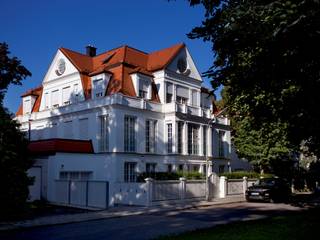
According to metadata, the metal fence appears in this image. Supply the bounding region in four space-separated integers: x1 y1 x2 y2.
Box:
54 180 109 209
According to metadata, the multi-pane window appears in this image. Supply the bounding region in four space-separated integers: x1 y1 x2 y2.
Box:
146 163 156 178
139 79 149 100
59 171 92 180
124 116 136 152
146 120 156 153
62 86 71 105
192 90 198 106
218 130 226 157
203 126 207 156
188 124 199 155
92 79 104 99
44 92 49 109
100 115 109 152
219 165 225 174
23 99 31 114
176 96 188 104
124 162 137 182
166 82 173 103
177 122 183 154
139 90 148 99
167 164 172 173
51 89 59 108
167 123 173 153
176 86 189 104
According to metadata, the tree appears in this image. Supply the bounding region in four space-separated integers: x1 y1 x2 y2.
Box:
188 0 320 174
0 42 33 217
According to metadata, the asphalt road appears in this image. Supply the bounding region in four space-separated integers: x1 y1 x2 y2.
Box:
0 202 304 240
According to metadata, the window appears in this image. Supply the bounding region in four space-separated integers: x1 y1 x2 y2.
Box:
146 120 156 153
139 79 150 99
23 99 31 114
166 82 173 103
146 163 156 178
44 92 49 109
62 86 71 105
176 96 188 104
177 122 183 154
167 164 173 173
100 115 109 152
124 162 137 182
203 164 207 176
167 123 173 153
73 84 79 102
188 124 199 155
51 89 59 108
139 90 147 99
218 130 226 157
176 86 189 104
192 90 198 106
59 171 92 180
79 118 89 139
178 164 184 172
124 116 136 152
63 120 73 139
192 164 200 172
219 165 225 174
92 79 104 99
203 126 207 156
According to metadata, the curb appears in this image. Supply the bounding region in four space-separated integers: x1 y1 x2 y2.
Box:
0 197 245 232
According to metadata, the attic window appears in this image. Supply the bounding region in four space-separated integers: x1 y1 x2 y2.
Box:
139 79 150 100
92 78 104 99
23 99 31 114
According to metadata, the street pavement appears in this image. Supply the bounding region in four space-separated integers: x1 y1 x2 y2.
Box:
0 201 305 240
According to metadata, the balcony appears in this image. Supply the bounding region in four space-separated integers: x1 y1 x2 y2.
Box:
163 102 212 118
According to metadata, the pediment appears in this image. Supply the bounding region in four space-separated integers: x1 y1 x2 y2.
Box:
167 47 202 81
43 49 79 84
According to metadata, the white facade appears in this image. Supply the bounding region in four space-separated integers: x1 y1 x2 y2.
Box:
16 44 248 203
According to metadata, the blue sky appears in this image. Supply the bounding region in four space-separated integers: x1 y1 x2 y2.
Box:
1 0 218 113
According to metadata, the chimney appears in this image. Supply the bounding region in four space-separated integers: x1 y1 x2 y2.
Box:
86 45 97 57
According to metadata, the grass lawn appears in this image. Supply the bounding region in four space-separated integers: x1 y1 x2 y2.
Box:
158 207 320 240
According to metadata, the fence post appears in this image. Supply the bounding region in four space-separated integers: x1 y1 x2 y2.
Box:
145 178 153 207
243 177 248 196
219 176 227 198
179 177 186 200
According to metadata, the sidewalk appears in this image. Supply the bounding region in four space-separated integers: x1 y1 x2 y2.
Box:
0 196 245 231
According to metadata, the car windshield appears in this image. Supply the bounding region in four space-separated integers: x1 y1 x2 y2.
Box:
255 178 276 186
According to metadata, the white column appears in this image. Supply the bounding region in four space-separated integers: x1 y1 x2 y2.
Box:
219 176 227 198
243 177 248 196
145 178 153 207
199 125 203 156
183 122 188 155
208 126 213 157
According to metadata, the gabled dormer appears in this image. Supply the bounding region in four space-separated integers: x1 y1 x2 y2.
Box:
90 73 112 99
131 70 153 100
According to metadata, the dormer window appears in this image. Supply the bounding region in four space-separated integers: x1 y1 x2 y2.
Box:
23 99 31 114
139 78 150 100
92 78 104 99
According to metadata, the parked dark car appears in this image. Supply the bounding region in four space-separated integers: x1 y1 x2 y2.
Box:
245 178 291 202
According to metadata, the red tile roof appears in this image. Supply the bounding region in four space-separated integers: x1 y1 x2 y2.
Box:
28 139 94 155
17 43 185 116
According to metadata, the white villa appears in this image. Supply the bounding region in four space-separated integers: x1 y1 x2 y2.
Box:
15 43 249 207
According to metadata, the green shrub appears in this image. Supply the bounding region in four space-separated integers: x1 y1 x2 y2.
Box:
219 171 274 179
